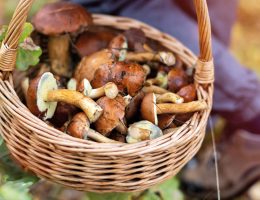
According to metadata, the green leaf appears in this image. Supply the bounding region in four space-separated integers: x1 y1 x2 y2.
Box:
16 38 42 71
19 23 34 43
87 192 132 200
0 179 34 200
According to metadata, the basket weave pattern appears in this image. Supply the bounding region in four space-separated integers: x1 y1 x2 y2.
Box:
0 0 214 192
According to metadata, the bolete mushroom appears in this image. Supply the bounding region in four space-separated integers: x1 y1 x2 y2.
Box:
92 61 146 97
141 93 207 125
27 72 102 122
33 2 93 77
167 68 189 93
126 121 163 144
158 114 176 130
94 96 127 136
75 30 116 57
177 84 197 102
78 79 118 99
74 49 114 82
67 112 118 143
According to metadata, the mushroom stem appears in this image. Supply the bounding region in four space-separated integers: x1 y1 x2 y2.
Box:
155 93 184 104
46 89 103 122
142 85 169 94
126 51 176 66
90 82 118 99
48 35 71 77
156 100 208 114
85 129 120 143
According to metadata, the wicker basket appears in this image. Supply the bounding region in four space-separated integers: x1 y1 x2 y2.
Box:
0 0 214 193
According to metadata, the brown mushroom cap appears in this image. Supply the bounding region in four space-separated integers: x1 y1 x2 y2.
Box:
67 112 90 139
92 62 146 97
74 49 114 82
33 2 93 36
141 93 158 125
76 31 116 57
167 68 188 93
94 96 126 136
177 84 197 102
158 114 176 130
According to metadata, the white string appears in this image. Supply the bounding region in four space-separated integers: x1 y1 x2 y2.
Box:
209 117 221 200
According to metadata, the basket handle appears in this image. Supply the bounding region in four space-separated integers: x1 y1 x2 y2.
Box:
0 0 213 83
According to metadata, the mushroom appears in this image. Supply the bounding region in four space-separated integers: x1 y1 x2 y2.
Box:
158 114 176 130
92 61 146 97
67 112 119 143
67 78 77 91
126 51 176 66
167 68 189 93
145 71 168 88
174 84 197 125
27 72 102 122
108 34 128 61
94 96 127 136
75 30 116 57
125 91 145 120
177 84 197 102
33 2 93 77
141 93 208 125
126 121 163 144
155 92 184 104
78 79 118 99
74 49 114 82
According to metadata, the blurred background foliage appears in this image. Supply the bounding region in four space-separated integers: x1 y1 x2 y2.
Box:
0 0 260 199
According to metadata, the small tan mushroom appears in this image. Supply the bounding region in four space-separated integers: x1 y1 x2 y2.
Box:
27 72 102 122
33 2 93 77
67 112 119 143
126 121 163 144
77 79 118 99
94 96 127 136
141 93 207 125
